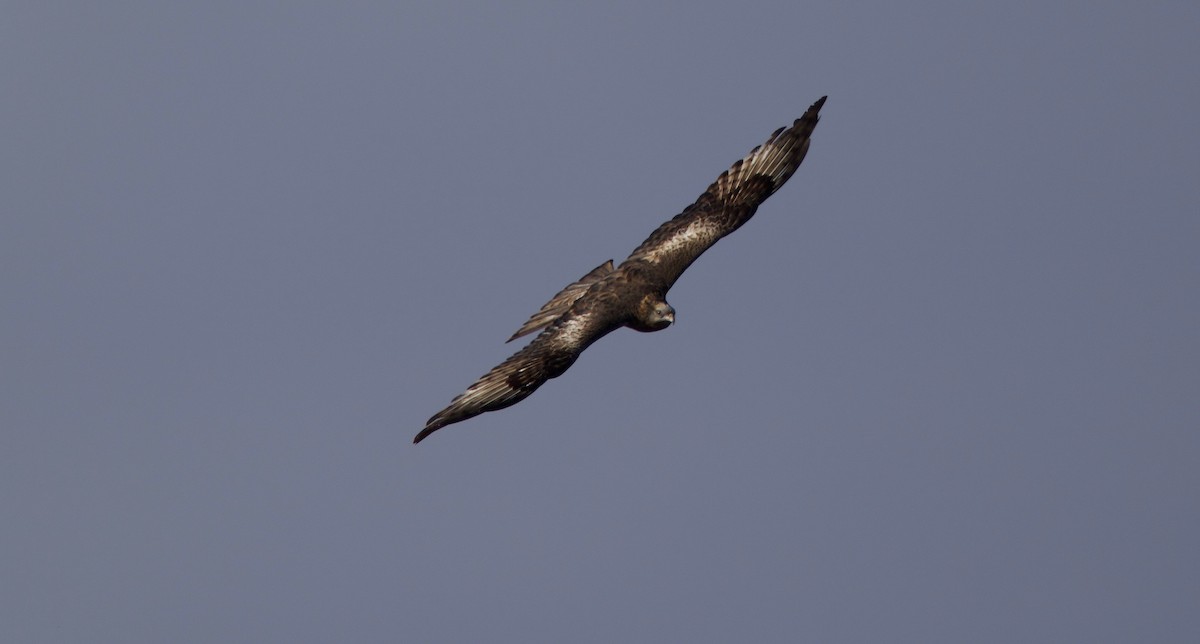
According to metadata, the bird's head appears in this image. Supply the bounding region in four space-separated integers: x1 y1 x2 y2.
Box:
630 295 675 333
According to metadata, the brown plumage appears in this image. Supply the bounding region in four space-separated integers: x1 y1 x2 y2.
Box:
415 96 826 443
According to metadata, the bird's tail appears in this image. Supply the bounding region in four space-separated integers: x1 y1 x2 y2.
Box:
507 259 614 342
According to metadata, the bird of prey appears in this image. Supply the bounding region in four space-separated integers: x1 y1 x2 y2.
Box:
415 96 826 444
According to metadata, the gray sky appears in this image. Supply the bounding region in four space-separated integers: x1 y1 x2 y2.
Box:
4 2 1198 642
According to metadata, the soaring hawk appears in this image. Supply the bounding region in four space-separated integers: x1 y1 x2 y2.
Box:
416 97 826 443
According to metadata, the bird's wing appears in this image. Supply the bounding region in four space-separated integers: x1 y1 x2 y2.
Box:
415 283 628 443
622 96 825 291
507 259 615 342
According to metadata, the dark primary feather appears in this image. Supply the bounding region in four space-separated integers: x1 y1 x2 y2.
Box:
416 96 826 443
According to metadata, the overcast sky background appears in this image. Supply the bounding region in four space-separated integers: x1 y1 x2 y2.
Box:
4 2 1198 642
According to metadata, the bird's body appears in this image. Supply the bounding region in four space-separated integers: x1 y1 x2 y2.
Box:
415 97 826 443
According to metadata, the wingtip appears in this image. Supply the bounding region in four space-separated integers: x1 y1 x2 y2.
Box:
807 96 827 116
413 419 442 444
